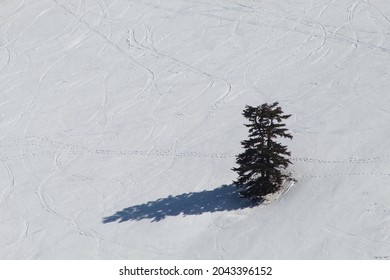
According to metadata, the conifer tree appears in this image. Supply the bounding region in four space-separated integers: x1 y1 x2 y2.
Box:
232 102 293 204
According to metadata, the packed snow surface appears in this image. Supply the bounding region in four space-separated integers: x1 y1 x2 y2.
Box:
1 0 390 259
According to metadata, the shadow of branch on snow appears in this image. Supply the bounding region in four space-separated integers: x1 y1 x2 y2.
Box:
102 184 253 223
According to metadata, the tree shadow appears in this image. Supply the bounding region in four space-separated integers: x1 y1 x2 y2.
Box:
102 184 253 223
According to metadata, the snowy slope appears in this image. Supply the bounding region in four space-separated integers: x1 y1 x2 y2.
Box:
0 0 390 259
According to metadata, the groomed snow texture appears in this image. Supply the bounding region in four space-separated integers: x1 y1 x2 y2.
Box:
0 0 390 259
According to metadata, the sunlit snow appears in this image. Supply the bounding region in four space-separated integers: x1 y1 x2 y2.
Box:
0 0 390 259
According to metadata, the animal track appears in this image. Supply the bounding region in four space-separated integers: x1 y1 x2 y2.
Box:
0 135 238 161
1 136 390 167
301 172 390 179
291 157 385 164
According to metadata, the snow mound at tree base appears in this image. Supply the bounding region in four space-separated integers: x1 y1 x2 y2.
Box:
262 172 296 204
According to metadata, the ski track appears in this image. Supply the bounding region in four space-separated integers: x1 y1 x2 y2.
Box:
51 0 157 100
125 21 232 116
0 161 15 207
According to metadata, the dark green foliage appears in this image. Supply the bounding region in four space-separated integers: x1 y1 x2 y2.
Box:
232 102 293 204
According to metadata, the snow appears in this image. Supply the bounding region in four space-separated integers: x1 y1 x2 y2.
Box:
0 0 390 259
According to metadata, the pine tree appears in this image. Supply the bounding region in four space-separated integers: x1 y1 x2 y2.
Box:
232 102 293 204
